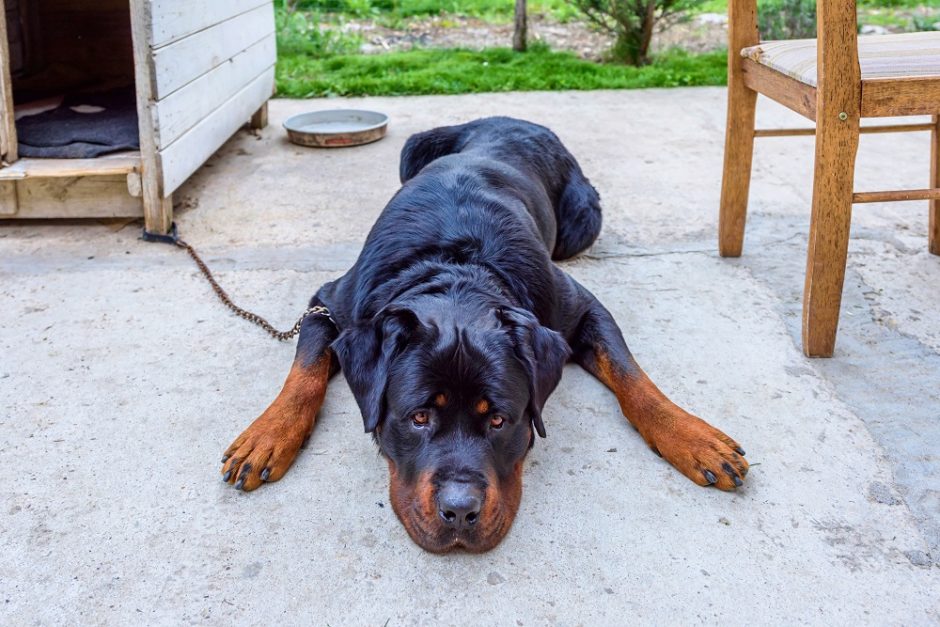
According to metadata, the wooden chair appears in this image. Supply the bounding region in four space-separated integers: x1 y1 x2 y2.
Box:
718 0 940 357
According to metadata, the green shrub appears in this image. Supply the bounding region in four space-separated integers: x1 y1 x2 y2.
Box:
570 0 707 66
912 13 939 32
276 8 362 58
757 0 815 40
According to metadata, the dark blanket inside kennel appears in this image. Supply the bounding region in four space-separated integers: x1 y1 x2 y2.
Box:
6 0 139 158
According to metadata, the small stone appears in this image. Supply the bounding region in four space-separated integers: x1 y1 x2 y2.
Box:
242 561 263 578
696 12 728 25
904 550 931 568
860 24 888 35
867 481 901 506
718 517 731 526
604 587 614 594
606 448 617 453
487 572 506 585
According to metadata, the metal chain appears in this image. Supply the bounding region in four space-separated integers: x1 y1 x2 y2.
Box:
172 237 332 341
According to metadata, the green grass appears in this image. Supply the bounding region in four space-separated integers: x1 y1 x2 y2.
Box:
272 0 940 100
276 46 727 97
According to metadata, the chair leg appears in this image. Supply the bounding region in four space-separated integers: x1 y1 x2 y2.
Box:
802 112 860 357
718 71 758 257
930 114 940 256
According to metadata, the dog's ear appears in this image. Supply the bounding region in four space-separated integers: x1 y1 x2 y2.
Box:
399 125 462 183
497 307 571 438
332 307 423 433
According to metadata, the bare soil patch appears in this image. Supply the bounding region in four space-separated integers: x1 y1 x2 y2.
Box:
347 13 729 61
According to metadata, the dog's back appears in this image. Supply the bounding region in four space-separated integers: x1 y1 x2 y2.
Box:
399 117 602 261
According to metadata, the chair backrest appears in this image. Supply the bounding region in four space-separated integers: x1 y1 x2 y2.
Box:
815 2 861 110
729 1 861 95
729 0 858 41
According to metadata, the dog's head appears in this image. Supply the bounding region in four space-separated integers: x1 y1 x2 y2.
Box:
332 298 569 552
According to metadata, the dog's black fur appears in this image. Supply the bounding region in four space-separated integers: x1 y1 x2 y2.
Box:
222 117 748 553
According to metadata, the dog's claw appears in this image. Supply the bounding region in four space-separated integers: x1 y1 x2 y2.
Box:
221 455 230 463
734 447 746 456
703 469 717 484
234 478 245 490
732 476 743 487
260 468 271 482
222 470 232 482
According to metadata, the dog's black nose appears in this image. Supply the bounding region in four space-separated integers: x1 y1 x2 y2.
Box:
437 481 483 529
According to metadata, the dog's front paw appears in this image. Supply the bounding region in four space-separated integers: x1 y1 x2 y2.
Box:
646 410 748 491
220 407 312 491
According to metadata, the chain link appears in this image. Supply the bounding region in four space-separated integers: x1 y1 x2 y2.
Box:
174 238 333 341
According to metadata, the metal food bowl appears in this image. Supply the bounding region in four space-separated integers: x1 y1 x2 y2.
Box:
283 109 389 148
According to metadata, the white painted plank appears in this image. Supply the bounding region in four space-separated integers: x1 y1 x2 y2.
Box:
158 66 274 194
151 3 274 100
153 34 276 149
149 0 269 49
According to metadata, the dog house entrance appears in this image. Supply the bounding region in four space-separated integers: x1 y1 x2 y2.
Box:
0 0 143 218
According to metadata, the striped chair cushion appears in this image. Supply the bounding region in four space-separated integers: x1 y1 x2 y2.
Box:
741 31 940 86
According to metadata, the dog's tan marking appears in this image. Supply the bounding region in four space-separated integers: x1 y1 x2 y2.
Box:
594 349 747 490
221 353 331 491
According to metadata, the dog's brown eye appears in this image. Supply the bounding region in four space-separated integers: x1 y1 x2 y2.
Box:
412 411 430 426
489 415 505 429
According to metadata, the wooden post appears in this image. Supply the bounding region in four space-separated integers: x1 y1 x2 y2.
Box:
0 0 19 216
717 0 759 257
513 0 527 52
930 114 940 255
250 102 269 129
0 0 19 164
129 0 173 234
802 0 861 357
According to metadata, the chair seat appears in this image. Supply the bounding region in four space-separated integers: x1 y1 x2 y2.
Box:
741 31 940 87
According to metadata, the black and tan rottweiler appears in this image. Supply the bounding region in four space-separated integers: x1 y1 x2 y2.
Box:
220 117 748 553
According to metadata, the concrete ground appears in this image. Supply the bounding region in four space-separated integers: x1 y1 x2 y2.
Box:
1 91 939 625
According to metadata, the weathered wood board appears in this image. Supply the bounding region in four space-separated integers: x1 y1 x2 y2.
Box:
158 66 274 193
152 34 275 148
5 176 142 218
150 3 274 100
148 0 268 48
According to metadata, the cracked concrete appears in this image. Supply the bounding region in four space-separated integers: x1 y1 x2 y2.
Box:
1 91 939 624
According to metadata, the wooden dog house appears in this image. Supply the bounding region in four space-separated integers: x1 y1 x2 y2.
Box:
0 0 276 234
